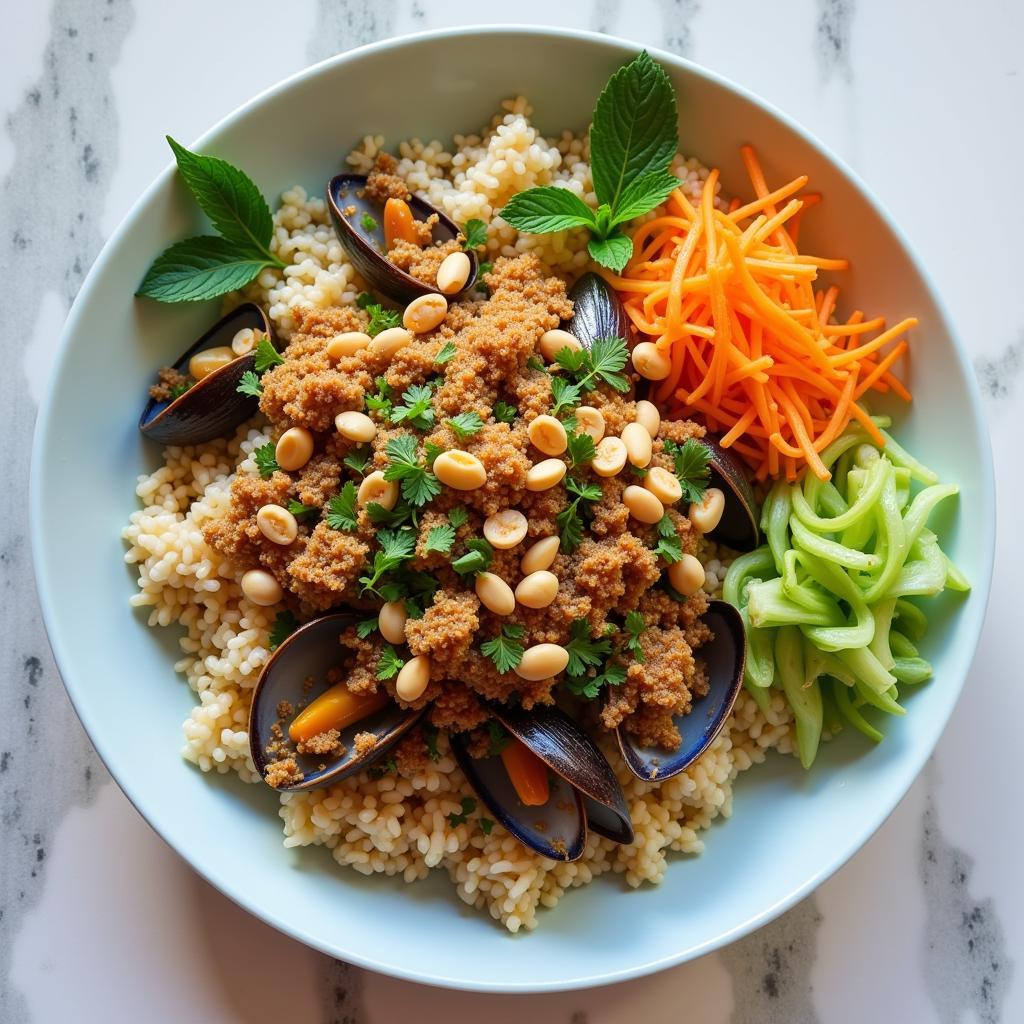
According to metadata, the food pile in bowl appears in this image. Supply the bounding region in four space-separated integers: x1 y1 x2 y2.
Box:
124 53 967 931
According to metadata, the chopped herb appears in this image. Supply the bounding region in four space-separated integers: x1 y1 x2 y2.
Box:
462 219 488 249
364 302 402 337
628 464 648 478
493 400 517 423
368 756 397 780
168 381 193 400
423 441 444 466
359 528 418 596
565 659 627 699
325 481 359 530
253 442 279 479
391 384 436 430
377 644 405 680
566 478 603 502
479 816 495 835
434 340 458 365
268 610 299 651
422 722 441 762
361 212 378 232
565 618 612 677
356 616 379 639
366 500 414 528
365 376 394 417
446 411 484 440
566 430 597 468
357 291 375 309
287 499 319 519
448 506 469 529
623 610 646 662
486 719 511 756
555 335 630 394
236 369 263 397
481 624 526 674
664 438 712 504
475 260 493 293
425 523 457 554
652 513 683 563
343 446 371 475
451 537 494 576
550 375 582 418
526 356 550 374
383 434 442 507
447 796 477 828
557 477 602 553
388 568 438 618
254 335 284 373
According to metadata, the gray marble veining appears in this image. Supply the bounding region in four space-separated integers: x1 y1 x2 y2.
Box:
975 336 1023 402
308 0 397 64
0 0 134 1018
815 0 856 81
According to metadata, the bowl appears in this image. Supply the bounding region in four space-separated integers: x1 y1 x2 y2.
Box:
30 26 994 992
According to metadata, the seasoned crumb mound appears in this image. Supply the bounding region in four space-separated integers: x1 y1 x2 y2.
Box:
264 757 302 789
148 366 189 401
296 729 344 757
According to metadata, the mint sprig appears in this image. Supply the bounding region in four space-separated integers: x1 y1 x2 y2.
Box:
137 138 285 302
499 52 678 273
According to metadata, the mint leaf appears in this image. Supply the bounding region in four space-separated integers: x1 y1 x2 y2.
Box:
587 231 634 273
589 52 678 213
136 236 269 302
611 169 680 226
500 187 596 234
462 219 488 249
165 137 280 264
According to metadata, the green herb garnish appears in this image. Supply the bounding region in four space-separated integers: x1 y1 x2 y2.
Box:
361 212 378 232
253 336 284 373
557 477 602 553
168 381 193 400
623 610 646 662
287 499 319 520
566 430 597 468
447 796 477 828
424 441 445 466
425 523 457 555
451 537 494 576
268 610 299 651
462 219 488 249
423 722 441 762
364 303 402 337
435 340 458 365
448 507 469 529
565 618 612 677
343 446 371 475
479 816 495 835
446 412 484 440
652 513 683 563
565 659 626 700
550 376 581 418
481 624 526 674
235 370 263 397
554 335 630 394
500 53 678 272
476 260 493 294
526 356 549 374
137 138 286 302
391 384 436 430
325 481 359 530
253 442 279 479
360 528 418 597
377 644 405 680
368 756 397 780
383 434 442 507
356 616 379 639
493 401 518 423
365 376 394 417
486 720 511 757
665 438 712 504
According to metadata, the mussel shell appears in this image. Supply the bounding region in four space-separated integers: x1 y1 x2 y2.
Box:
564 272 631 350
248 612 423 793
489 701 633 846
697 437 761 551
139 303 274 446
617 600 746 783
449 730 586 862
327 173 477 304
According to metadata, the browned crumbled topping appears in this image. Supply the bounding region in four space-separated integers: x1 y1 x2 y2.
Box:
388 237 461 287
276 700 293 719
353 731 379 758
364 152 411 203
149 366 189 401
264 757 303 789
296 728 345 757
405 589 479 662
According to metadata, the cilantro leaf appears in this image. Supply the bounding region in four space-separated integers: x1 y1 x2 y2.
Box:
168 381 192 399
550 375 582 418
253 442 279 479
526 356 550 374
486 719 511 756
566 430 597 468
236 369 263 397
447 796 477 828
356 616 379 639
481 625 526 674
479 816 495 835
425 523 457 554
665 438 712 504
462 219 488 249
368 756 397 780
423 441 444 466
652 513 683 563
446 411 484 440
360 529 418 596
325 481 359 530
423 722 441 762
475 261 493 294
623 610 646 662
554 347 588 373
377 644 405 680
565 477 603 502
365 377 394 417
565 618 612 677
364 303 402 337
500 186 596 234
434 340 458 365
448 506 469 529
555 335 630 395
493 401 518 423
356 291 375 309
556 502 585 554
268 610 298 651
343 446 370 475
451 537 494 576
361 212 378 232
287 499 318 519
565 659 627 699
253 335 284 373
383 434 442 507
391 384 436 430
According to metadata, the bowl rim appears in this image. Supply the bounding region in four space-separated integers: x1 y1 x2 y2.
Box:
29 23 996 993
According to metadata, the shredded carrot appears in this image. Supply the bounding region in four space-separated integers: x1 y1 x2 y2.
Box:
609 145 914 480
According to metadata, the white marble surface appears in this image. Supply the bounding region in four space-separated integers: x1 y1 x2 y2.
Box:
4 1 1021 1020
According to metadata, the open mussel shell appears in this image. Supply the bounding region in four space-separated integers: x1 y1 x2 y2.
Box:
697 437 761 550
248 613 423 793
139 303 274 446
490 702 633 846
617 600 746 783
564 272 631 350
449 729 587 863
327 173 477 304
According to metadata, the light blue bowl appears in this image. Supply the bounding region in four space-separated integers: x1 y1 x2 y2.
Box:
30 26 994 993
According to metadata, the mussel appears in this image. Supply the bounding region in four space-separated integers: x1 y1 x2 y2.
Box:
139 303 275 446
696 437 762 551
327 174 478 304
450 702 632 862
563 272 631 350
617 600 746 782
248 613 423 793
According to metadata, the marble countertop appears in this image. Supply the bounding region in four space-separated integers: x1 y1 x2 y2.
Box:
4 1 1020 1020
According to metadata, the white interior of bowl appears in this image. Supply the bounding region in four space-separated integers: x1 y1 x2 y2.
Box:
30 26 994 993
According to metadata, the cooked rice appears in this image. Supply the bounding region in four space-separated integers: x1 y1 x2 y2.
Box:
126 99 793 932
